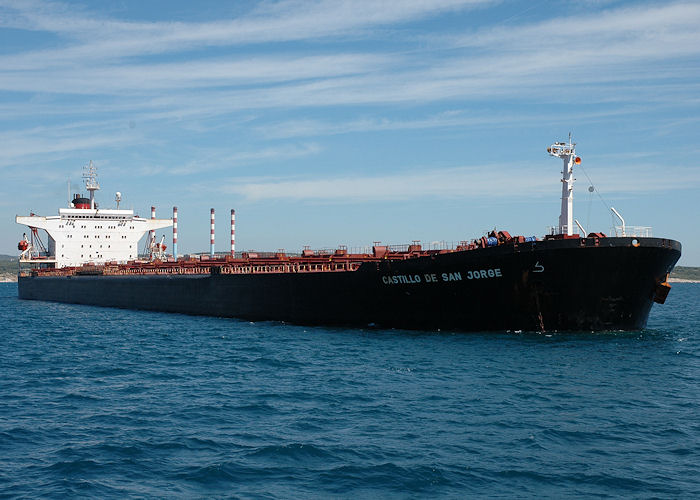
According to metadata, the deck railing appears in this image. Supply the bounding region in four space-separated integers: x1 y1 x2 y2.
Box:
613 226 652 237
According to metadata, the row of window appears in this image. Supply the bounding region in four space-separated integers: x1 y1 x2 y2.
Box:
58 225 135 229
60 244 134 249
63 253 136 259
60 233 133 238
61 215 131 220
64 244 133 249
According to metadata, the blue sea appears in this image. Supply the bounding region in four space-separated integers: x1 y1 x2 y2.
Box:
1 282 698 499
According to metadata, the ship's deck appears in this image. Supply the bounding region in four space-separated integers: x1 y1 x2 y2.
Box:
18 231 597 278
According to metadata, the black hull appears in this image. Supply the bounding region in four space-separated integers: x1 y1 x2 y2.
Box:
18 237 681 332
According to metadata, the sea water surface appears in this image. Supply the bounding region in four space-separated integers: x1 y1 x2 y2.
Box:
1 282 698 498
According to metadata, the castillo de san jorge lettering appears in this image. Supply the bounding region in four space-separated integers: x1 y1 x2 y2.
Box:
382 274 423 285
381 268 502 285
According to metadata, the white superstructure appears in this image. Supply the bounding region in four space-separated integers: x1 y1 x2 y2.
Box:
16 163 172 268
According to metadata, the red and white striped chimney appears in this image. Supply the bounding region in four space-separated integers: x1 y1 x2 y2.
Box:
172 206 178 258
210 208 215 257
230 209 235 257
150 206 156 246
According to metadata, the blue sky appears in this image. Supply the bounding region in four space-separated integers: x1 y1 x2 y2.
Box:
2 0 699 265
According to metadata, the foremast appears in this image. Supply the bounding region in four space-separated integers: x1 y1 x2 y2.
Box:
547 135 581 236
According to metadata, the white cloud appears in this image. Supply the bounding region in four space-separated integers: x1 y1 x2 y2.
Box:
0 0 494 65
0 126 141 168
0 53 392 93
218 162 700 202
163 143 323 176
458 2 700 51
0 1 698 111
255 106 664 139
1 1 699 178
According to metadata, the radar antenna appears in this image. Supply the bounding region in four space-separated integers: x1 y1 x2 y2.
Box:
82 160 100 210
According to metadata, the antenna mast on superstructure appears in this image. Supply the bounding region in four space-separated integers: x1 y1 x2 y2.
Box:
83 160 100 209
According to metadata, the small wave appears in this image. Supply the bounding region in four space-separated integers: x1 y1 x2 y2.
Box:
45 458 102 475
246 442 335 462
250 356 304 369
540 427 632 446
60 392 102 402
319 462 451 493
171 461 288 485
233 402 277 412
143 436 224 453
0 427 46 445
91 366 132 376
16 477 128 498
88 442 146 459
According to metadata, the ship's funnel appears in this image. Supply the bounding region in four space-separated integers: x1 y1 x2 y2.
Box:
173 206 178 258
230 209 235 257
210 208 215 257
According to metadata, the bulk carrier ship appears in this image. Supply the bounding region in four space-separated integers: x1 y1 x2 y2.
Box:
16 139 681 332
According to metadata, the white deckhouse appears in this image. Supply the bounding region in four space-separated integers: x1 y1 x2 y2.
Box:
16 162 172 268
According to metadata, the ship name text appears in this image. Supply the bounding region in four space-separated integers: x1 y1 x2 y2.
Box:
381 268 502 286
